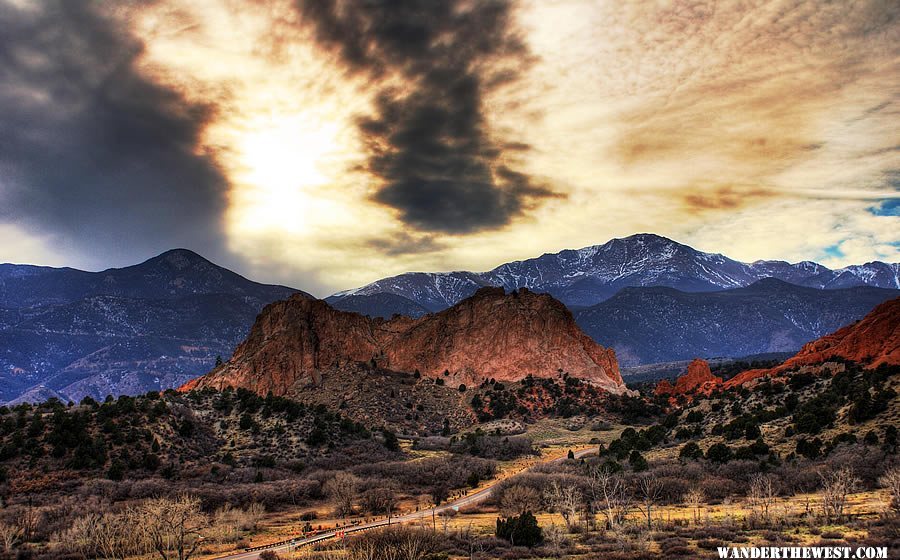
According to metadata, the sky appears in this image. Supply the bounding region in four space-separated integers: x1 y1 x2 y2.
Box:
0 0 898 296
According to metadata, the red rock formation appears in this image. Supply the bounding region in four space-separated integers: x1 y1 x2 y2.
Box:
674 359 721 394
182 287 627 395
724 296 900 388
654 358 722 396
653 379 675 396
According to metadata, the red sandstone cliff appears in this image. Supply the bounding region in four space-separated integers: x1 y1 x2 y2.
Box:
653 379 675 396
724 296 900 388
655 358 722 396
181 287 627 395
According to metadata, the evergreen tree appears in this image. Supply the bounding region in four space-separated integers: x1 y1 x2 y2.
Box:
679 441 704 460
706 443 733 463
381 428 400 452
496 511 543 547
629 449 648 471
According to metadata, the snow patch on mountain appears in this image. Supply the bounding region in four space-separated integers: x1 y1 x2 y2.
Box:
330 234 899 311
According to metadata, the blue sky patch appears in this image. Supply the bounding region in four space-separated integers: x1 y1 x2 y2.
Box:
868 199 900 216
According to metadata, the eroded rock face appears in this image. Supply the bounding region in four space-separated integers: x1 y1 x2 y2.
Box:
655 358 722 396
182 287 627 395
724 296 900 388
653 379 675 396
784 296 900 368
675 359 722 394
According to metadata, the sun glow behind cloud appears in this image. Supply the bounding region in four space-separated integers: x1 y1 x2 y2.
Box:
227 113 345 236
122 0 416 287
158 0 900 291
4 0 894 294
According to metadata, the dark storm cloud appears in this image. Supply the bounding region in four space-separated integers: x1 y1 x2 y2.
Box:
297 0 559 234
366 232 443 256
0 0 229 267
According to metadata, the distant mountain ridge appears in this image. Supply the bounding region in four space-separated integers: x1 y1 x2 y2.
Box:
0 250 308 403
329 292 431 319
0 248 304 309
327 234 899 312
724 295 900 388
574 279 899 366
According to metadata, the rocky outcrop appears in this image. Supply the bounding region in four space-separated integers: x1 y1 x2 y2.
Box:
655 358 722 396
653 379 675 396
182 287 627 396
179 296 378 396
724 296 900 388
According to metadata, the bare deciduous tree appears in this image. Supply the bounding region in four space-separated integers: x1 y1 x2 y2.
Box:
544 481 582 532
683 487 705 525
543 522 567 557
588 466 630 531
879 467 900 513
455 523 483 560
208 503 265 543
346 526 436 560
0 522 23 553
361 484 399 523
820 467 859 523
325 472 360 519
137 494 207 560
12 502 39 542
437 509 456 534
57 511 145 560
97 511 143 560
748 474 778 523
500 484 541 516
56 514 98 558
634 475 662 530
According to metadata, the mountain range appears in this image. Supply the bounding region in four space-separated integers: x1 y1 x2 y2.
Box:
1 234 897 403
0 249 306 403
327 233 899 312
574 278 899 366
723 295 900 388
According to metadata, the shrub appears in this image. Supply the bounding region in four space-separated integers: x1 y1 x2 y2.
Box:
706 443 733 463
106 460 125 481
745 423 761 440
629 450 648 472
697 538 725 550
675 428 693 440
495 511 543 547
680 442 704 460
749 438 770 456
349 526 438 559
796 437 821 459
381 428 400 452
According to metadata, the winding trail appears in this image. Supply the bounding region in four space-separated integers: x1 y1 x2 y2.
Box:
215 447 595 560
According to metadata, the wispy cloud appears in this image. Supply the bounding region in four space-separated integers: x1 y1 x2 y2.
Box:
0 0 896 294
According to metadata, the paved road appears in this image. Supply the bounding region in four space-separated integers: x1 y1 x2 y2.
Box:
215 447 595 560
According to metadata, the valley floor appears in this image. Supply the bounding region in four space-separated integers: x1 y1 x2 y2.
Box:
193 418 898 560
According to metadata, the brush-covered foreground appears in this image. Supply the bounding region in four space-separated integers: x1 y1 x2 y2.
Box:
0 360 895 559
